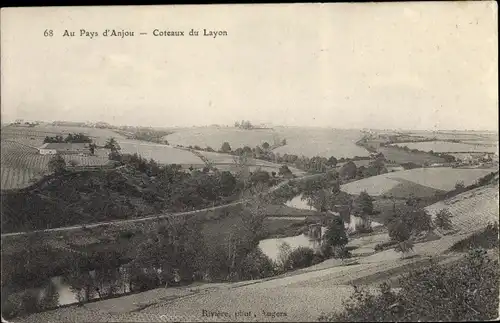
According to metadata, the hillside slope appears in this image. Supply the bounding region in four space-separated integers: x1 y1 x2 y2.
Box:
425 183 499 232
340 167 497 197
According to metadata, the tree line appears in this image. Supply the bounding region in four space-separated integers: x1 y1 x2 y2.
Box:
43 133 93 144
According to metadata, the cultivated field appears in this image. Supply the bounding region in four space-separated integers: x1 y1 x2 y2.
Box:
165 127 281 150
196 150 306 176
340 167 498 197
272 127 369 158
1 125 126 147
404 130 498 142
1 140 109 190
165 126 370 158
391 141 498 154
425 183 499 232
118 140 203 165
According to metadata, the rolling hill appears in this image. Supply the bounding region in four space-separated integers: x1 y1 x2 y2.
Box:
340 167 498 197
165 126 370 158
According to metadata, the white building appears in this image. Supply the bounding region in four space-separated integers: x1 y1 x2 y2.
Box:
38 143 58 155
38 143 90 155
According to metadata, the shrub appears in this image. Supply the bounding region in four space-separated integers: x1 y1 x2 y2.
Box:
48 154 66 174
434 209 453 231
449 223 499 252
283 247 315 271
374 240 398 252
118 230 135 240
318 248 499 322
239 247 276 280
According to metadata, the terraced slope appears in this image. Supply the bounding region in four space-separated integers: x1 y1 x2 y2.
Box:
1 140 110 190
425 184 499 232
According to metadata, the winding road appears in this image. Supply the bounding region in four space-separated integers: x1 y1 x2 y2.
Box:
1 173 322 238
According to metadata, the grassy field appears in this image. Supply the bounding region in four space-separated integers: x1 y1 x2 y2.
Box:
165 126 370 158
425 183 499 232
117 140 203 165
340 167 498 197
391 141 498 153
197 150 306 176
376 146 445 164
1 140 110 190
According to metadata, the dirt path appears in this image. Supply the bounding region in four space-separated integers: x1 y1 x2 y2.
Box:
1 173 321 238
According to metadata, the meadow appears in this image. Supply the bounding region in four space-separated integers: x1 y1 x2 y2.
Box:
165 126 370 158
391 141 498 153
376 146 445 164
340 167 497 197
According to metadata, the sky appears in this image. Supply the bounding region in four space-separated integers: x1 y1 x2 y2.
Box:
1 2 498 131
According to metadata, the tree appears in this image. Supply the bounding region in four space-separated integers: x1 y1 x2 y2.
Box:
218 171 237 196
434 209 453 231
278 165 293 177
108 150 122 162
405 193 419 207
323 217 348 258
89 143 96 155
262 142 270 150
353 191 374 217
387 211 412 256
48 154 66 174
104 137 121 152
327 156 338 167
68 160 79 167
250 169 271 185
339 161 357 180
276 242 292 272
220 142 232 153
455 181 465 192
233 154 251 190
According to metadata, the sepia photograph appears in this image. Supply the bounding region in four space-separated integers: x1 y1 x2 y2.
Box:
0 2 498 322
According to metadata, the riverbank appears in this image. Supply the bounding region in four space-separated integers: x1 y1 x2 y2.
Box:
14 235 471 323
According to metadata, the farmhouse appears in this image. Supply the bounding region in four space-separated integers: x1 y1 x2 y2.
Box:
38 143 91 155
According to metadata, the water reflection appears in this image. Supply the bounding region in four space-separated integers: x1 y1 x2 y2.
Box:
285 194 316 211
259 227 327 261
2 265 134 319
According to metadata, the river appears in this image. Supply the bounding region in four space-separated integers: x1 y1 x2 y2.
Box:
4 193 382 316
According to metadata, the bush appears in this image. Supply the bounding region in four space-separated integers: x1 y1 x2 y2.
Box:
449 223 499 252
374 240 398 252
318 248 499 322
283 247 315 271
239 248 276 280
48 154 66 174
118 230 135 240
434 209 453 231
